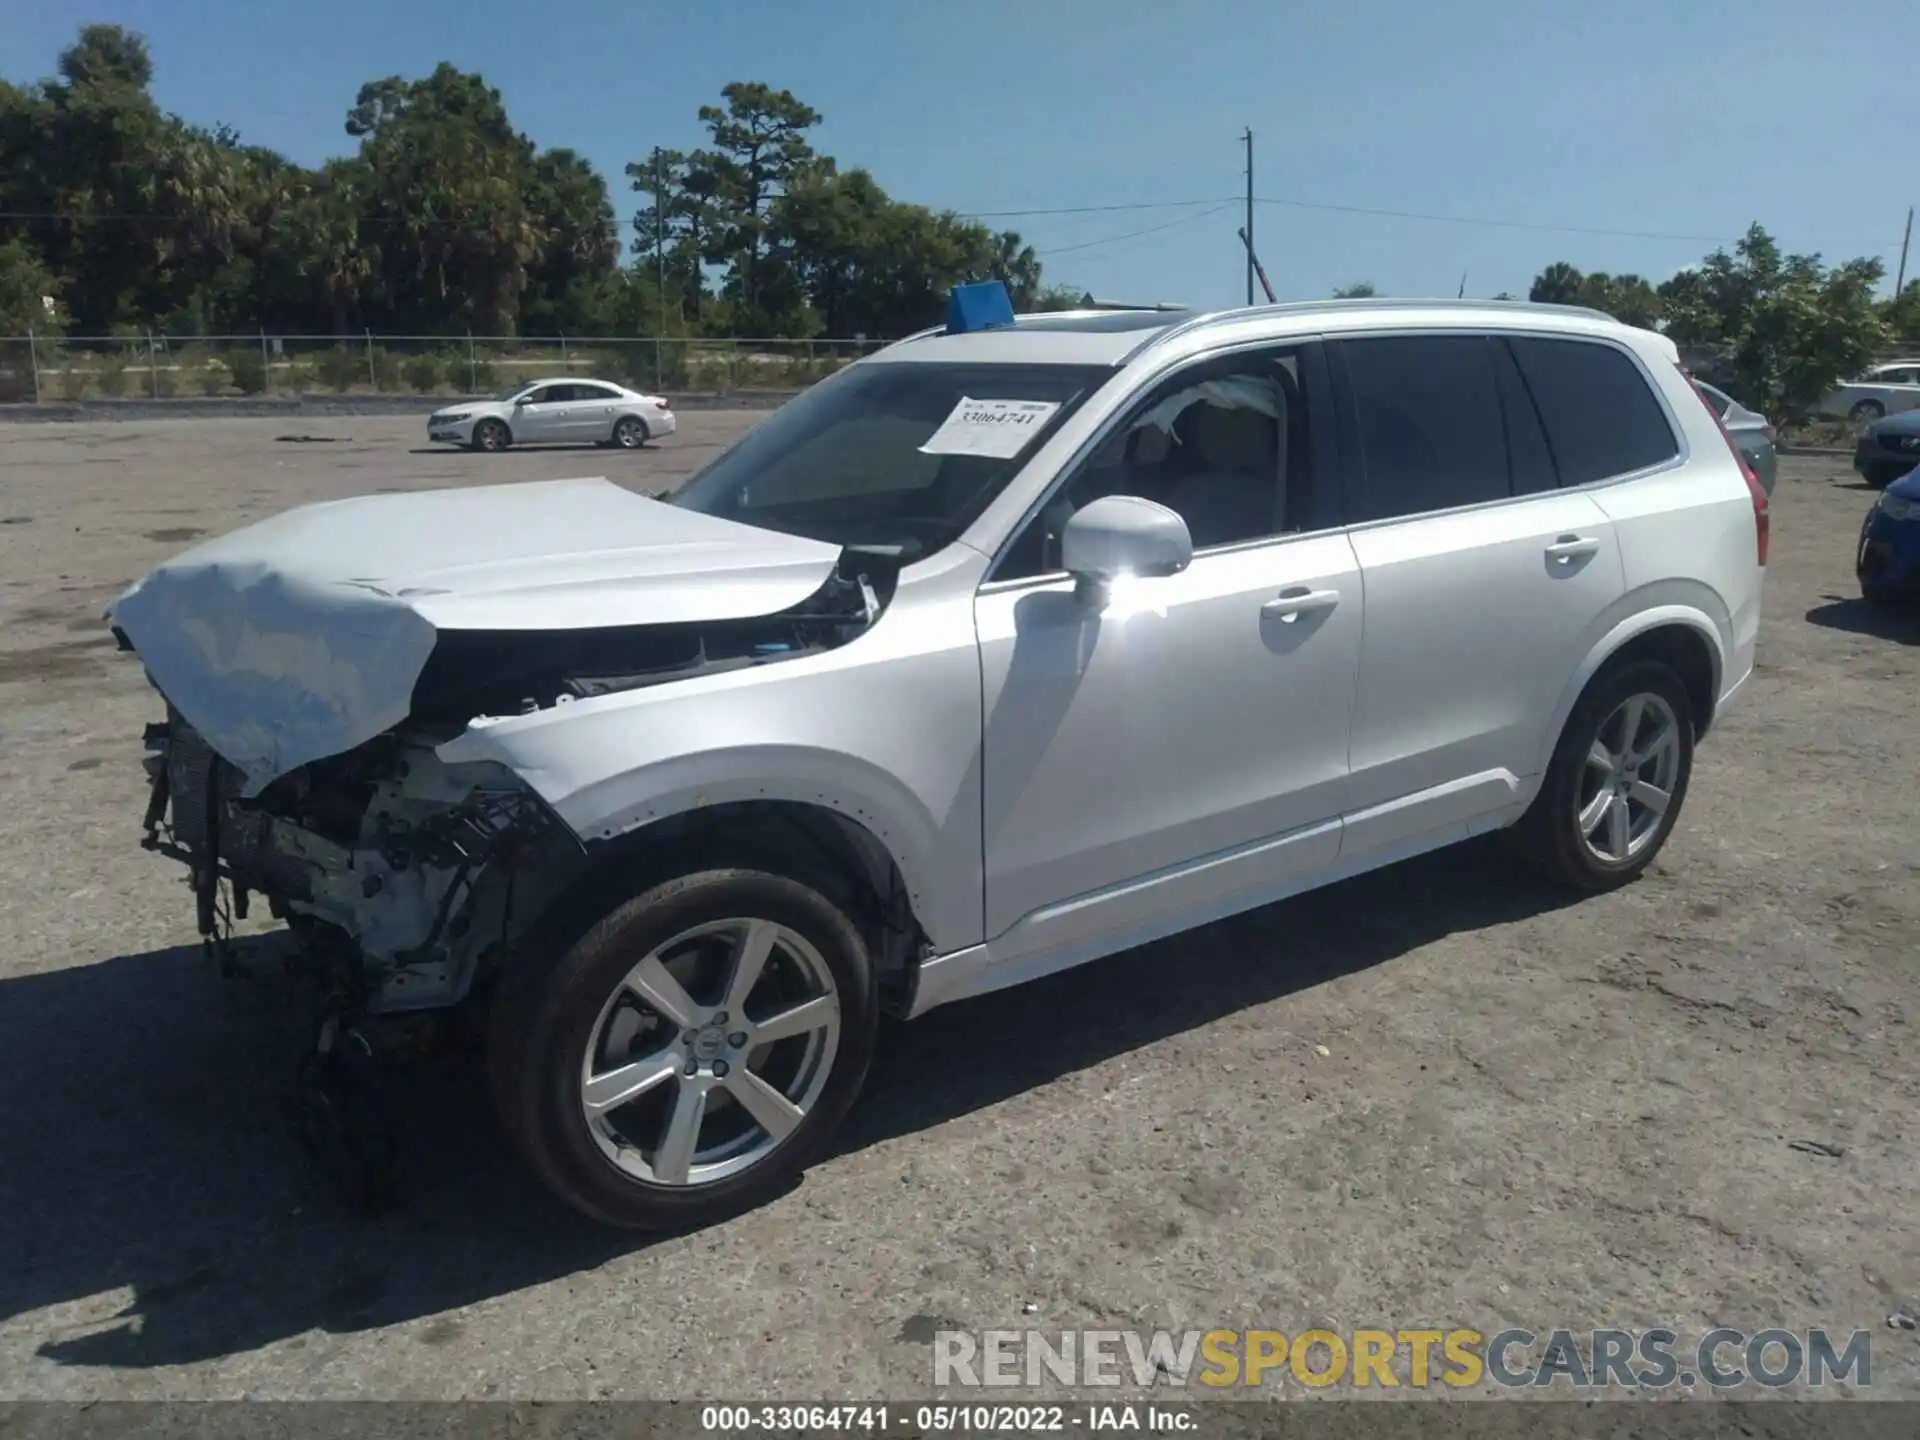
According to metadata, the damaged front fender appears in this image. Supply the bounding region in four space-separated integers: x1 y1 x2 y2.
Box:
429 569 990 956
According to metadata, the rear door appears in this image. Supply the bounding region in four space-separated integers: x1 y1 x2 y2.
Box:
1512 332 1749 696
569 382 623 440
1333 331 1628 856
1884 366 1920 416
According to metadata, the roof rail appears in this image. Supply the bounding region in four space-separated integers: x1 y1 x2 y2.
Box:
883 305 1189 350
1133 295 1623 360
890 323 949 347
1075 299 1187 312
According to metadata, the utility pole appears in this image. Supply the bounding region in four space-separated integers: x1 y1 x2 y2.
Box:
1242 128 1255 306
1897 206 1913 297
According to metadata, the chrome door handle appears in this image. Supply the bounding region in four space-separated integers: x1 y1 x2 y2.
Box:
1545 535 1601 563
1261 586 1341 621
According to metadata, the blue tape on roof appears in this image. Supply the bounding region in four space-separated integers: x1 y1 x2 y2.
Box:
947 281 1016 335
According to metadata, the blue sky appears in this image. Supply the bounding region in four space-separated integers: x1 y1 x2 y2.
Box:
4 0 1913 317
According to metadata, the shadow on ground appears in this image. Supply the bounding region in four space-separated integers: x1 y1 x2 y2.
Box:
2 837 1579 1371
1805 597 1920 643
402 445 660 457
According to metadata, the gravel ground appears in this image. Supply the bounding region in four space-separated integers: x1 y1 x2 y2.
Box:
0 417 1915 1402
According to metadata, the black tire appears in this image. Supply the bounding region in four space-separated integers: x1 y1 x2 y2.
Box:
611 415 650 450
1508 658 1696 892
472 418 511 453
1862 584 1900 609
1850 399 1886 424
487 868 878 1230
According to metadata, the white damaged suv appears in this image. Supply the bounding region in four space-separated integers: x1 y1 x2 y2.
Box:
111 288 1769 1228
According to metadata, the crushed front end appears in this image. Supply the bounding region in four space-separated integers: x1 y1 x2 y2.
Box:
108 477 895 1207
140 706 584 1015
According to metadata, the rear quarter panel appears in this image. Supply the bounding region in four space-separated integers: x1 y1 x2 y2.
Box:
1589 362 1764 716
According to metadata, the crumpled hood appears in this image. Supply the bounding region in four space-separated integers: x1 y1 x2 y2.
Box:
109 477 841 793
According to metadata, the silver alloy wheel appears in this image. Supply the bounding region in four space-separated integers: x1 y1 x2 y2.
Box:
1576 692 1681 865
614 417 646 448
579 918 841 1187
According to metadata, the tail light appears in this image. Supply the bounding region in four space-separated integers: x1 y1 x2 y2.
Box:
657 396 672 412
1683 370 1768 566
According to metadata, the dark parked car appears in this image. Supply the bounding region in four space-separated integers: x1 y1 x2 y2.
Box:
1857 466 1920 605
1855 409 1920 490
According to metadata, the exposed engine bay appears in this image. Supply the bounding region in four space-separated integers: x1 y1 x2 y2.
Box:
133 554 895 1017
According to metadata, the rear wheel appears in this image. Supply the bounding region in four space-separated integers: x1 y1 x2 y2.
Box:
488 869 877 1230
1850 399 1886 424
612 415 650 449
472 418 511 453
1509 659 1695 891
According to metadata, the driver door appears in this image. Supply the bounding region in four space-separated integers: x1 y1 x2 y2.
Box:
514 384 571 442
975 341 1363 963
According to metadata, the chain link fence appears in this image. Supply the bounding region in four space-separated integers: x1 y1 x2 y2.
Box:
0 333 892 404
7 329 1916 410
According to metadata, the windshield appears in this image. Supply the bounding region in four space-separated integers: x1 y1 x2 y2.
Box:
494 384 533 402
670 360 1115 558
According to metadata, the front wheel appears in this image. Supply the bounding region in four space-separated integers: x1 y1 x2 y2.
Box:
1509 659 1696 892
471 418 511 453
1850 399 1886 424
487 869 878 1229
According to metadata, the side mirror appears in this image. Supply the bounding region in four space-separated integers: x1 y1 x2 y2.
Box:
1061 495 1192 605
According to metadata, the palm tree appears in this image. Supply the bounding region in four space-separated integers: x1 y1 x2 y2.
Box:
991 231 1041 309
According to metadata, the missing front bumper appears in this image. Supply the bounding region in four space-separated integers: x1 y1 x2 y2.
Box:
140 710 581 1011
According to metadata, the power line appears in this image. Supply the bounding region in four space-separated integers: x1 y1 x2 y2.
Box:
960 198 1238 219
1033 206 1233 258
4 196 1902 254
1252 196 1900 251
963 197 1900 251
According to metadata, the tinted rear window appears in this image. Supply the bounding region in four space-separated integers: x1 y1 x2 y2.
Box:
1493 339 1559 495
1342 335 1510 522
1508 337 1680 486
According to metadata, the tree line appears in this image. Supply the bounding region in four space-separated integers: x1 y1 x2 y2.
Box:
8 23 1916 417
1527 229 1920 418
0 24 1086 343
1333 226 1920 418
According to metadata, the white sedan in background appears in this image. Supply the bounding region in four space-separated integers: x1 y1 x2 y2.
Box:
1816 360 1920 423
428 379 676 452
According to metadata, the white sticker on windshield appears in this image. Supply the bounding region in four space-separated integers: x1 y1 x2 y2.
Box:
918 397 1062 459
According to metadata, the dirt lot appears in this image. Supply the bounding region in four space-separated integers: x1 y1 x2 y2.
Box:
0 416 1915 1401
